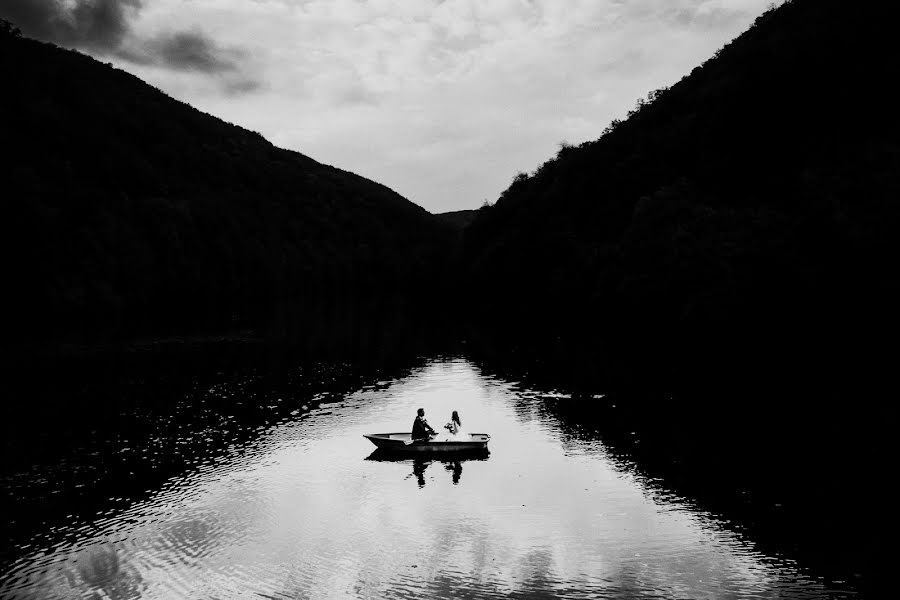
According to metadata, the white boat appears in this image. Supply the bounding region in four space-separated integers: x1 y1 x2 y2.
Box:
363 432 490 453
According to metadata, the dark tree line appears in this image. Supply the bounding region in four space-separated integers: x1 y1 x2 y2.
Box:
5 0 900 380
1 28 456 342
460 0 900 383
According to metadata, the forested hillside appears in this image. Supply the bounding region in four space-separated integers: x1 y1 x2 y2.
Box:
436 210 477 231
1 28 454 341
461 0 900 379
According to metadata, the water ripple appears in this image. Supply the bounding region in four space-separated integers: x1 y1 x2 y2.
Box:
1 359 851 599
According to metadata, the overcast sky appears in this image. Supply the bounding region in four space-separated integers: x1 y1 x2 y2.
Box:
4 0 772 213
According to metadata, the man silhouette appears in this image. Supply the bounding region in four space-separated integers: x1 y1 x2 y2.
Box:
411 407 436 441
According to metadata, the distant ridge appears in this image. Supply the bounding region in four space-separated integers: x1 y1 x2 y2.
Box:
1 28 454 341
436 210 478 231
461 0 900 377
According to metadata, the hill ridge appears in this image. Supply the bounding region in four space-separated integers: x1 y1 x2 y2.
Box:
460 0 900 378
2 28 453 342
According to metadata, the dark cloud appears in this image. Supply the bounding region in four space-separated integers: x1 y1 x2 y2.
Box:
119 29 263 91
152 30 244 73
121 29 247 74
221 77 264 96
0 0 261 93
0 0 141 52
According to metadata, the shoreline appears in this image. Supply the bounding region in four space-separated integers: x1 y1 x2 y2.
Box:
1 329 268 363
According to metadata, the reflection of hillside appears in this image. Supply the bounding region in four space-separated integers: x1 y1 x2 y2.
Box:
474 349 873 593
0 331 440 572
2 357 844 599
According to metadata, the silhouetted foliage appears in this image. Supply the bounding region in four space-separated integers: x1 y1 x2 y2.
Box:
461 0 900 381
2 32 455 342
435 210 477 231
0 18 21 38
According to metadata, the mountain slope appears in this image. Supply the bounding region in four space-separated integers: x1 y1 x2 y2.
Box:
436 210 478 231
1 30 454 340
461 0 900 376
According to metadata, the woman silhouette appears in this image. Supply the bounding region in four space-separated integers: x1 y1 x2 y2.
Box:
445 410 462 436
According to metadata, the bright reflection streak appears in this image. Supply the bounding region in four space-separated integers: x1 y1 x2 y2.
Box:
0 360 836 599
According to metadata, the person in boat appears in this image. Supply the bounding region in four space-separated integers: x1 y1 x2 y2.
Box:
444 410 462 436
411 408 436 441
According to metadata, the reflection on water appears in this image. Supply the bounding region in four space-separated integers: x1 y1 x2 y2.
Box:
366 451 485 488
0 359 851 599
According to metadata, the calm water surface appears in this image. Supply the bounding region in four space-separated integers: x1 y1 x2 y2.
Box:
1 358 843 599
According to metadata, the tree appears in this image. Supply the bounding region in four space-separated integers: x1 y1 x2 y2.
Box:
1 19 22 38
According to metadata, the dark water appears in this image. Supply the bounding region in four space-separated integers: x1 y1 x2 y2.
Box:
0 354 858 599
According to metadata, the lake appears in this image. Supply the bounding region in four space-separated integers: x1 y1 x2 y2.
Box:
0 354 857 599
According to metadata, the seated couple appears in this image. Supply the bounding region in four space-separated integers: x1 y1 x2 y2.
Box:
411 408 463 441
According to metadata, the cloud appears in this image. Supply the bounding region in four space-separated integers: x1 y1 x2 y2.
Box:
152 30 243 73
122 29 245 74
118 27 263 94
0 0 140 52
669 4 749 30
0 0 260 92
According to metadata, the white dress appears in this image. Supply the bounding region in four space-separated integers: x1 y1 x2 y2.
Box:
441 420 463 441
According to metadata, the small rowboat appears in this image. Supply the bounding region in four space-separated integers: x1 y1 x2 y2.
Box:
363 432 491 453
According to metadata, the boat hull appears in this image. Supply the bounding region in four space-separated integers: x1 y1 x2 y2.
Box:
363 432 490 453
